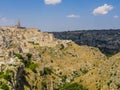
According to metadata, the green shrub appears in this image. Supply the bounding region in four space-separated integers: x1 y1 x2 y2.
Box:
40 67 52 76
0 72 4 78
6 69 14 75
73 71 80 77
25 60 37 73
41 81 47 90
61 75 67 82
0 70 13 82
14 53 23 59
28 41 34 44
58 83 88 90
107 80 112 86
43 67 52 75
26 53 32 60
29 63 37 73
40 71 43 76
3 74 11 81
57 44 64 50
25 60 31 67
1 83 9 90
116 84 120 89
81 69 88 74
60 44 64 50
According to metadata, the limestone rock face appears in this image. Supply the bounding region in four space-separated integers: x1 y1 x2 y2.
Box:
0 27 70 56
0 26 119 90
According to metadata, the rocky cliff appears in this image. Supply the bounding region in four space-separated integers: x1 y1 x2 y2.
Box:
0 27 120 90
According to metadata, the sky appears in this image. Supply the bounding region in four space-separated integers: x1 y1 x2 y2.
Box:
0 0 120 31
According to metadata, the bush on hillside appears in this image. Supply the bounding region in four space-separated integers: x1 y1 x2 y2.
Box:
58 83 88 90
26 53 32 60
14 53 23 59
0 83 9 90
40 67 52 76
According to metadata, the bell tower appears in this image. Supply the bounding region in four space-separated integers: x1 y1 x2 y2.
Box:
16 19 21 28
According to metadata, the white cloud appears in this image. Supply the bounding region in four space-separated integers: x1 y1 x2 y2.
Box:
93 4 113 16
67 14 80 18
44 0 61 5
113 15 119 19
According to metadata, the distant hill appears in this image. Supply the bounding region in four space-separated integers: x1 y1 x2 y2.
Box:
50 29 120 55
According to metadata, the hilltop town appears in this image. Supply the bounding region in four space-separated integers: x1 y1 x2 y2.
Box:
0 22 71 64
0 23 120 90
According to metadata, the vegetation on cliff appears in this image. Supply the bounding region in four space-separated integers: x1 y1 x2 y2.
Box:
0 27 120 90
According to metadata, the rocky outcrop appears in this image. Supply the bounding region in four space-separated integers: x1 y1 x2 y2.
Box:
0 26 120 90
